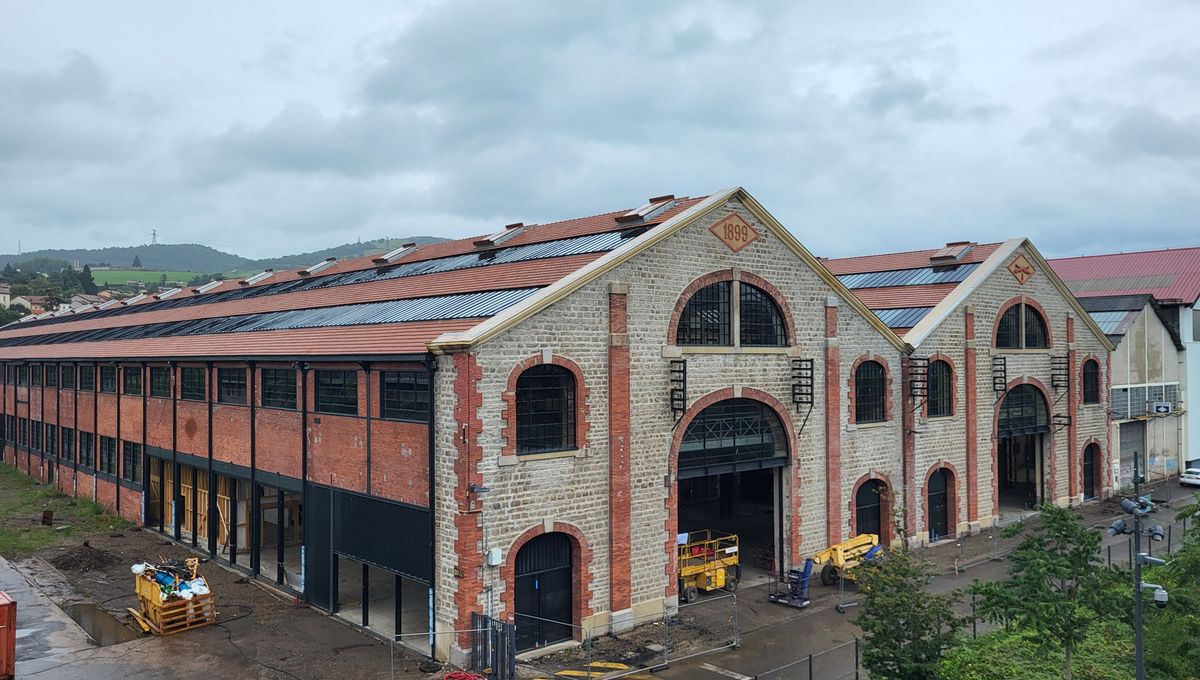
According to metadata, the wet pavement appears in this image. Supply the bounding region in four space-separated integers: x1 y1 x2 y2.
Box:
0 554 97 676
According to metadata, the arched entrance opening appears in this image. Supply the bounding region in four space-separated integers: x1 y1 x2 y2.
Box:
1083 443 1100 500
514 532 574 651
855 479 887 538
678 397 789 591
927 468 953 541
997 384 1049 511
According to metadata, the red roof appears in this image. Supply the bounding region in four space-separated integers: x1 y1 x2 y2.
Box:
1048 247 1200 304
822 243 1002 312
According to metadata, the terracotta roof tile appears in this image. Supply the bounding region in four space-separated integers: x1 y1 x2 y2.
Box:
851 284 962 310
823 242 1001 275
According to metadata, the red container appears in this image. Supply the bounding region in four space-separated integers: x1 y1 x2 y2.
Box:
0 591 14 680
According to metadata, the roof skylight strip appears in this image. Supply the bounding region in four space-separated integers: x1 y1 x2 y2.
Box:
837 263 980 290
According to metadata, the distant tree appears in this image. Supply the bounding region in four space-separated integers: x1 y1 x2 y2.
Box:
972 505 1122 680
159 273 168 286
132 255 143 268
80 265 98 294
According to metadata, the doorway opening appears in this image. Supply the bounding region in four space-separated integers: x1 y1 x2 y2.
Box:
677 398 787 590
514 532 574 652
996 385 1049 513
927 468 953 542
1083 443 1100 500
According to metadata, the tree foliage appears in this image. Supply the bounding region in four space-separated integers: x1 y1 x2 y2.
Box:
855 546 964 680
971 505 1122 680
938 623 1133 680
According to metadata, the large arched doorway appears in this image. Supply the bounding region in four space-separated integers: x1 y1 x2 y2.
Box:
855 479 887 538
997 384 1049 511
927 469 953 541
514 532 573 651
1083 443 1100 500
678 398 789 588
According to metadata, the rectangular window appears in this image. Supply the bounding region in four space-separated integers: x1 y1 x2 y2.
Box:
150 367 171 398
99 366 117 393
380 371 430 421
61 365 76 390
45 424 57 457
261 368 297 409
217 368 247 405
18 419 27 446
314 370 358 416
31 365 42 386
181 367 207 401
99 436 117 475
123 366 142 395
121 441 142 483
79 432 95 468
79 365 95 391
31 422 43 452
61 427 74 461
17 365 28 385
45 365 58 388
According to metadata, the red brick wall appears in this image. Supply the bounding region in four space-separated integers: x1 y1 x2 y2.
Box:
146 399 173 449
120 395 143 441
119 486 141 523
825 304 842 545
369 419 428 506
76 393 96 434
96 394 118 439
964 308 978 522
212 405 251 468
96 478 118 513
256 408 303 479
307 414 367 492
608 287 632 613
175 400 207 457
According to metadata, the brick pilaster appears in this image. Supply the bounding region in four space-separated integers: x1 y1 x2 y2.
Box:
900 356 916 539
964 307 978 522
607 283 632 614
824 300 842 545
1067 316 1078 501
451 352 484 648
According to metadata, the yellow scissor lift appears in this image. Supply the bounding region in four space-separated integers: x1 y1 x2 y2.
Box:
678 530 739 604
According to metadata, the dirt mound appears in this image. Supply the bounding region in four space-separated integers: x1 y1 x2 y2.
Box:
50 543 118 573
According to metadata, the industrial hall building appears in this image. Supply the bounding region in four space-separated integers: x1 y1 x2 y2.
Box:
0 187 1112 661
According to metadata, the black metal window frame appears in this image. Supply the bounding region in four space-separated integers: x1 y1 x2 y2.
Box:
31 421 43 452
149 366 171 398
679 397 787 469
677 281 732 346
99 365 117 393
78 365 95 391
45 424 57 457
17 419 27 446
998 384 1049 436
1082 360 1100 404
121 440 142 484
31 364 42 386
123 365 142 396
261 368 297 410
314 369 359 416
61 427 74 461
180 367 207 402
217 367 248 405
854 360 887 423
515 364 576 454
379 370 430 422
927 360 953 417
79 432 95 469
45 364 58 388
99 436 117 475
996 303 1049 350
16 365 28 385
61 365 76 390
739 283 788 347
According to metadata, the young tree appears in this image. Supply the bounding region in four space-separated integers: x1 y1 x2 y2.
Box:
972 504 1120 680
855 543 963 679
80 264 98 294
132 255 143 268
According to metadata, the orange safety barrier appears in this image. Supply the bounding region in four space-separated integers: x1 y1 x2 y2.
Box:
0 591 14 680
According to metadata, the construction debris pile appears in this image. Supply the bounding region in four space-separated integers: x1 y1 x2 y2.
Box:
130 557 210 602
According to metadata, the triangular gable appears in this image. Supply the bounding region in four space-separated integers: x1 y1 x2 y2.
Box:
428 187 910 353
903 239 1115 352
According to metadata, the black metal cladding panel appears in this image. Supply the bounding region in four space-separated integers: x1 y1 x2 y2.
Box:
873 307 933 329
0 287 541 348
332 489 431 582
304 484 333 609
837 263 979 290
514 532 571 576
6 229 635 334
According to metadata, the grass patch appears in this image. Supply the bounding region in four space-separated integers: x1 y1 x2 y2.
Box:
0 463 130 557
89 269 196 285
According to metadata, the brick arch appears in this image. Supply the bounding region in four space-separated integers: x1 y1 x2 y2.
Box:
663 387 799 598
665 269 796 345
1077 354 1103 406
991 376 1057 510
993 295 1055 349
847 354 894 424
921 461 960 540
500 354 591 457
1080 437 1104 500
848 471 894 544
923 352 957 419
499 522 594 637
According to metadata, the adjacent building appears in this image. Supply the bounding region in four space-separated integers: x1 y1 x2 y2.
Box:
0 188 1111 662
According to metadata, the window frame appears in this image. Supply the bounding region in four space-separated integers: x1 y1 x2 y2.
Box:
99 436 117 476
739 283 789 347
379 370 430 422
45 364 58 388
180 367 207 402
314 369 359 416
61 365 76 390
260 368 297 410
99 365 118 393
149 366 171 398
676 277 790 349
1082 360 1101 405
123 365 142 396
121 440 142 484
79 432 95 469
60 427 75 462
31 364 42 386
217 367 247 405
515 364 577 455
854 360 888 424
78 365 95 391
926 360 954 418
996 303 1050 350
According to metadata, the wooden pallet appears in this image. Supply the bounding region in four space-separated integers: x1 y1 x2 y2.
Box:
128 576 215 636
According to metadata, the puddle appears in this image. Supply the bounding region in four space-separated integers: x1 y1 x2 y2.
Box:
62 602 142 646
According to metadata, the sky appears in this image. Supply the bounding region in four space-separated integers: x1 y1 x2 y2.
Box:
2 1 1199 261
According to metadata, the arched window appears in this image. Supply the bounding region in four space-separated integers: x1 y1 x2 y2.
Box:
676 278 788 347
1082 360 1100 404
677 282 732 346
855 360 887 423
516 365 576 454
679 398 788 473
739 283 787 346
927 360 953 417
996 303 1049 349
856 479 886 537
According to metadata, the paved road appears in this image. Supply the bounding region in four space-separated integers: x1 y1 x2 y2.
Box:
0 555 100 677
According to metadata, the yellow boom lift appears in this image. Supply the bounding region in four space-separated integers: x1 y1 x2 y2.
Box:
677 530 740 603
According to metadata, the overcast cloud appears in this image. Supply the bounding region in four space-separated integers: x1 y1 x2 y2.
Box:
2 1 1199 260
